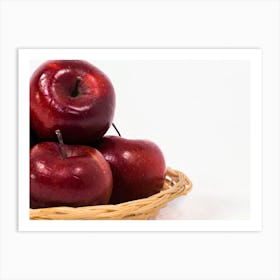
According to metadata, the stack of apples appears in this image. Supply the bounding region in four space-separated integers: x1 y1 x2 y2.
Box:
30 60 166 209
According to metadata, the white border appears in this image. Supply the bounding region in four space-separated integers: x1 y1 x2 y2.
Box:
18 48 262 232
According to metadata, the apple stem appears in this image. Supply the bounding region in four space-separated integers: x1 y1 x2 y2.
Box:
55 129 67 158
71 76 82 98
112 123 121 137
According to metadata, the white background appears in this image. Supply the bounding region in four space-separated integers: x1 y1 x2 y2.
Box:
0 0 279 280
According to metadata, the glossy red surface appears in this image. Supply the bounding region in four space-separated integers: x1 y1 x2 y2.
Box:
30 142 113 208
30 60 115 144
96 136 166 204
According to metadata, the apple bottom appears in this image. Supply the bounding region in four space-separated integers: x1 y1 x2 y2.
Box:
30 143 113 209
110 174 165 204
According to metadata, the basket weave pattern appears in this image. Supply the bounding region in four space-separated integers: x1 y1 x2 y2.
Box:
30 167 192 220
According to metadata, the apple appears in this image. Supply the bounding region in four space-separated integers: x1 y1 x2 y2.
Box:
30 60 115 144
95 136 166 204
30 132 113 209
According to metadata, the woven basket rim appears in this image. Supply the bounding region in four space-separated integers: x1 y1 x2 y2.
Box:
30 167 192 220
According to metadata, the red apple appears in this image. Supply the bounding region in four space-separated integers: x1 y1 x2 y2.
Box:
30 60 115 144
95 136 166 204
30 141 113 209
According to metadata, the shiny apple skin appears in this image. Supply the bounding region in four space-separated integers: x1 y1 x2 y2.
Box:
30 60 115 144
30 142 113 209
95 136 166 204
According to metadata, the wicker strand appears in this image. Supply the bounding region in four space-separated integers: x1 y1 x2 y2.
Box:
30 167 192 220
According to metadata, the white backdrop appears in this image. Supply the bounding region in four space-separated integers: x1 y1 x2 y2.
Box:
29 58 252 221
1 1 279 280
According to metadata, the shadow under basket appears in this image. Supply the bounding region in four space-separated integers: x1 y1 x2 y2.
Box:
29 167 193 220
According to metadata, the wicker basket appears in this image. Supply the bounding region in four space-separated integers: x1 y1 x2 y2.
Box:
29 167 192 220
